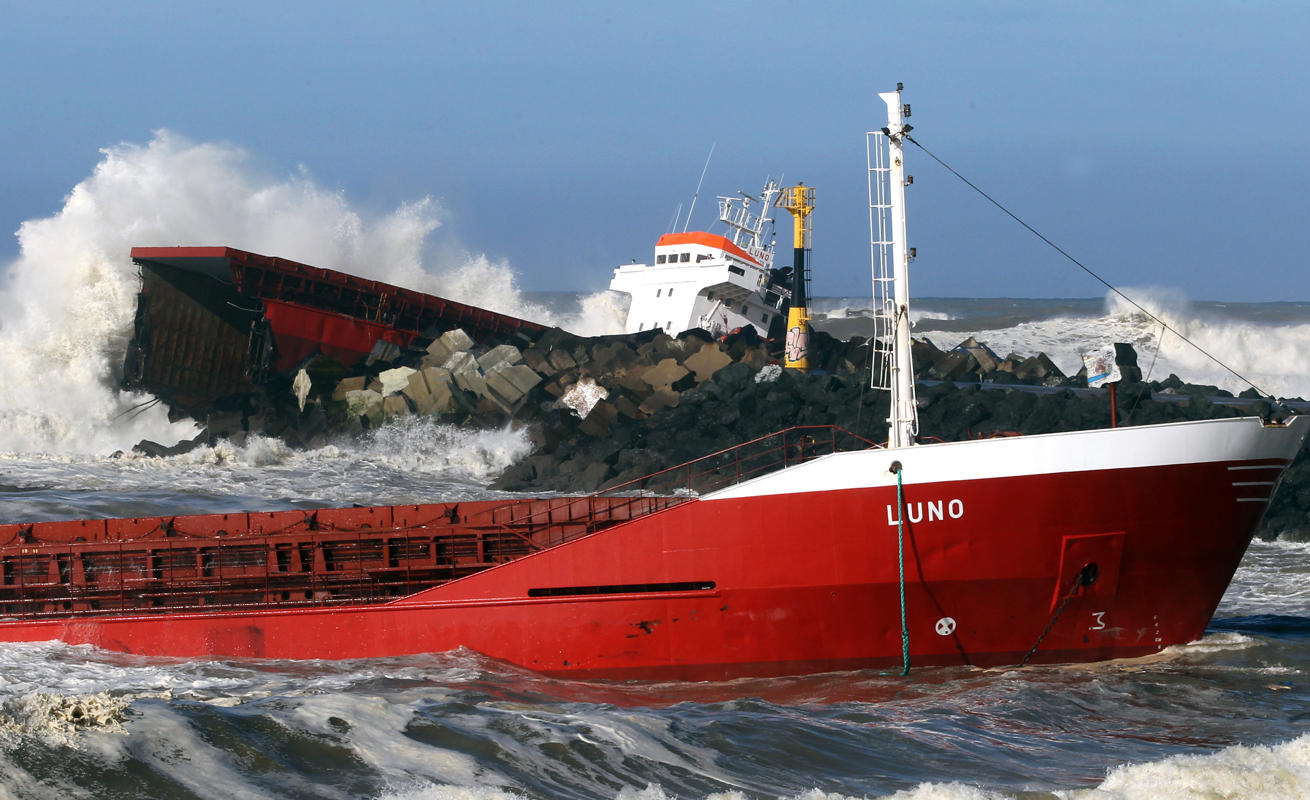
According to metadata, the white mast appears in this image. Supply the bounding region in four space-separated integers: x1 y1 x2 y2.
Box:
873 87 918 449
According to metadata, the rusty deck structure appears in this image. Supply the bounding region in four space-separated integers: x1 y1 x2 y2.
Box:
0 427 863 620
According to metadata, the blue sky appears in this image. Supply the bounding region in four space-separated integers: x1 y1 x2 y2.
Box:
2 1 1307 300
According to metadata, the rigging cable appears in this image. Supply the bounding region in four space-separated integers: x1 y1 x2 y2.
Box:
902 134 1282 405
855 339 872 438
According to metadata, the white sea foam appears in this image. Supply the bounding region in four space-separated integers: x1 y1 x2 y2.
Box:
1 131 424 455
912 310 955 324
561 290 631 337
550 733 1310 800
290 691 500 789
3 638 1307 800
812 302 952 326
0 416 534 511
886 734 1310 799
1217 539 1310 618
816 305 873 321
1153 631 1259 659
0 755 61 800
607 791 910 800
1061 732 1310 799
810 297 870 316
878 787 1013 800
378 785 530 800
0 692 130 747
927 289 1310 399
1101 290 1310 399
122 705 277 800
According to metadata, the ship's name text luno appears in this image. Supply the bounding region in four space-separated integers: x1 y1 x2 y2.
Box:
886 499 964 525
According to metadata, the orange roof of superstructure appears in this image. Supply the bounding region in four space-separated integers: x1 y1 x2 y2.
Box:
654 232 761 267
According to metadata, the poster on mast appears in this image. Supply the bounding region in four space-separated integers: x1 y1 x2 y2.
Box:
1083 345 1122 388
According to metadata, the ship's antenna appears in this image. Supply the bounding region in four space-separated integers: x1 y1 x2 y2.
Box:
682 143 716 233
667 202 683 234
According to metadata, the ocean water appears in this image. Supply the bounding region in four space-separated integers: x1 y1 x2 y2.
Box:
0 132 1308 798
0 529 1306 800
810 295 1310 402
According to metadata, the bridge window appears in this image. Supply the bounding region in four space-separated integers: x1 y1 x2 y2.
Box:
680 253 691 263
668 288 674 297
656 254 666 264
656 289 662 298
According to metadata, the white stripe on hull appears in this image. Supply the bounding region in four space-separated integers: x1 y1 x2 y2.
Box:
708 415 1309 501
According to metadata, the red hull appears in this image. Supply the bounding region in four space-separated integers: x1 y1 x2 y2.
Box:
0 417 1302 680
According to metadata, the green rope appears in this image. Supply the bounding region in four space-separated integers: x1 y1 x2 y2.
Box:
895 466 910 676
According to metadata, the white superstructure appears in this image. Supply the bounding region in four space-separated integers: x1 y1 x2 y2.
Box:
610 181 792 337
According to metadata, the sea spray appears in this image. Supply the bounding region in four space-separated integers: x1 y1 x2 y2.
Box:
0 132 429 455
1104 289 1310 399
564 289 631 337
0 130 622 457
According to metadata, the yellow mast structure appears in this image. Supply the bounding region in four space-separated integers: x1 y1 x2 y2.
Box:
777 184 815 370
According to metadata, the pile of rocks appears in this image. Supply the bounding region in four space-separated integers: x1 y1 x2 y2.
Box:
178 324 792 451
314 327 804 436
131 322 1307 539
913 337 1144 386
326 329 545 430
166 320 1127 455
918 336 1067 384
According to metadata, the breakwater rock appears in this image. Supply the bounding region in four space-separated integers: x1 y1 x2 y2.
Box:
133 325 1310 539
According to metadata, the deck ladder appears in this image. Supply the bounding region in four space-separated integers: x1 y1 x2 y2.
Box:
867 129 896 396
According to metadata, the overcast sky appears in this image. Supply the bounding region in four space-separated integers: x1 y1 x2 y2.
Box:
2 1 1307 300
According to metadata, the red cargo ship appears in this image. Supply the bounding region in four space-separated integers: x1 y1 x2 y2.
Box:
0 88 1303 679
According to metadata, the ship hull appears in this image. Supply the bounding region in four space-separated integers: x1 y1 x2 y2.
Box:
0 416 1302 680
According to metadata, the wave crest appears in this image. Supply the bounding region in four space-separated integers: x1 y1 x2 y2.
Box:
0 131 608 455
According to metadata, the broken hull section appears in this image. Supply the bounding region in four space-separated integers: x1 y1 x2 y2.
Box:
123 246 547 412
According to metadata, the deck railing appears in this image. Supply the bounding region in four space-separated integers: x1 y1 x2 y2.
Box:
455 425 881 548
596 425 880 498
0 426 879 619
